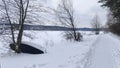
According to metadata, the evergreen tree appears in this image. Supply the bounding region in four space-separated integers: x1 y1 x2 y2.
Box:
99 0 120 20
99 0 120 35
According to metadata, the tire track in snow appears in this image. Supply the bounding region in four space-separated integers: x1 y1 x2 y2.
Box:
78 35 100 68
82 35 100 68
84 34 118 68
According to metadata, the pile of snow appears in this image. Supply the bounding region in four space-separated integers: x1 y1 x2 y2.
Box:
1 31 101 68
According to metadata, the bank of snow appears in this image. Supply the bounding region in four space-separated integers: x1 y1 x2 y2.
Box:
1 31 98 68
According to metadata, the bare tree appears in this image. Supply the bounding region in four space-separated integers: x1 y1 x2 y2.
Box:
91 14 101 35
0 0 29 53
0 0 56 53
56 0 82 41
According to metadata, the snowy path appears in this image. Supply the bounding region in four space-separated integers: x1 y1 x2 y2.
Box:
84 34 120 68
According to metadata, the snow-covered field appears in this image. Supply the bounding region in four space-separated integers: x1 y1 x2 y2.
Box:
1 31 120 68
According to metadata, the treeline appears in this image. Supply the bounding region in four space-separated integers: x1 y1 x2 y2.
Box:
0 23 101 31
99 0 120 35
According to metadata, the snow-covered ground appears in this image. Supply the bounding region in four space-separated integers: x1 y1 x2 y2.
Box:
1 31 120 68
84 34 120 68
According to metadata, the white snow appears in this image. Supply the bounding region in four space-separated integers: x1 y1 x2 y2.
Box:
84 34 120 68
1 31 120 68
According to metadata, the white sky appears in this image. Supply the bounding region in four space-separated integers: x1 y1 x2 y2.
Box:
0 0 107 27
49 0 108 27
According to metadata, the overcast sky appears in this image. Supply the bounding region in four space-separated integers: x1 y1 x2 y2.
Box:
49 0 108 27
0 0 107 27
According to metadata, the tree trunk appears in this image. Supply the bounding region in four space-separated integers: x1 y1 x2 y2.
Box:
16 0 25 53
16 23 24 53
